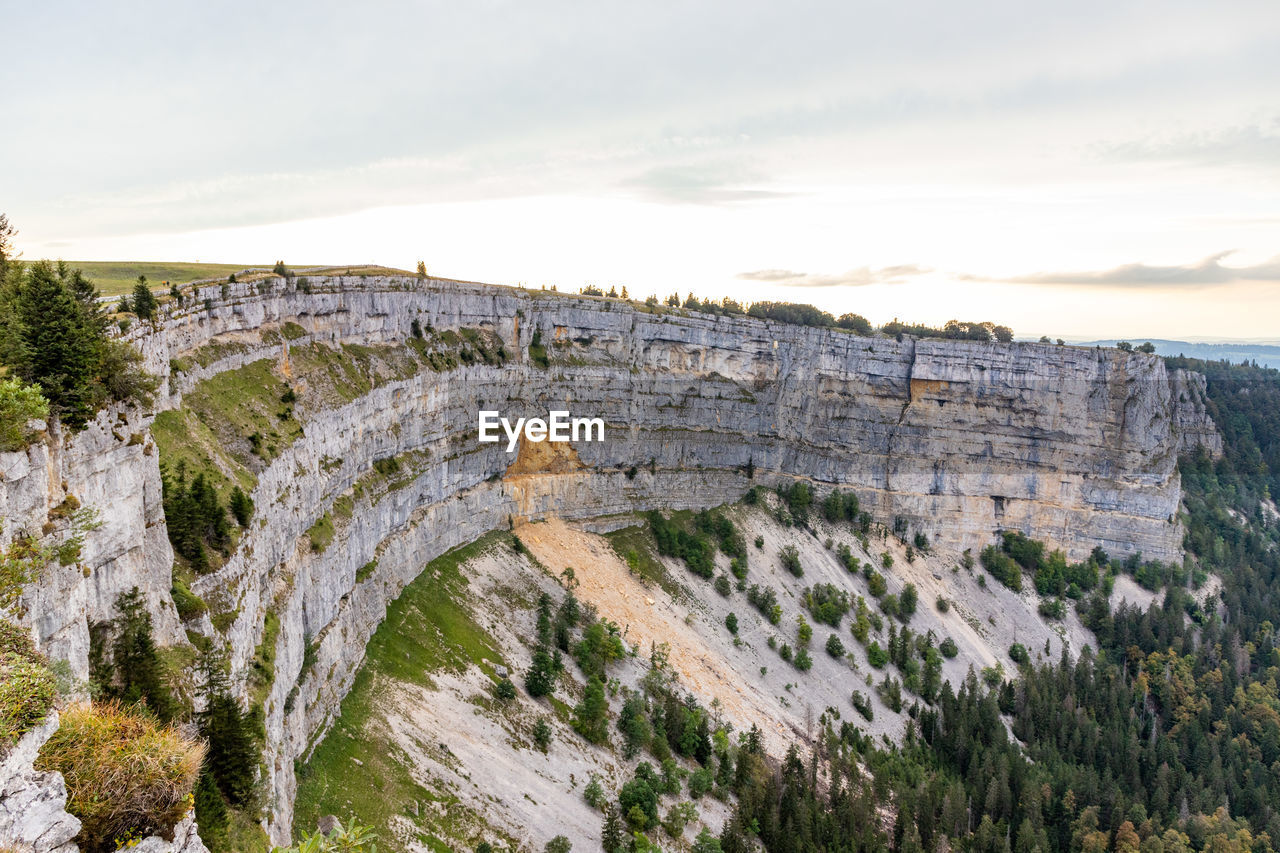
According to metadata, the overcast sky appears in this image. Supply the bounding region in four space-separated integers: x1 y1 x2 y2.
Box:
4 0 1279 338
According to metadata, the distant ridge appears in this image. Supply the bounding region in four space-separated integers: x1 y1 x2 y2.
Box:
1073 339 1280 369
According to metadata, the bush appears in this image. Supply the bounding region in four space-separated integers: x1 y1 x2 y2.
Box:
939 637 959 658
851 691 874 721
794 647 813 671
0 629 56 745
779 545 803 577
36 701 204 853
899 583 918 619
278 820 379 852
495 677 517 700
170 576 208 620
689 766 714 798
867 642 888 668
584 775 606 809
804 583 851 627
0 377 49 452
980 545 1023 591
825 633 845 658
1009 643 1030 665
1038 598 1066 619
935 596 950 613
533 716 553 752
724 612 738 634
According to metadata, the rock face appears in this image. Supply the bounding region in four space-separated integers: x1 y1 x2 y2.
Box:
1 275 1221 845
0 714 80 853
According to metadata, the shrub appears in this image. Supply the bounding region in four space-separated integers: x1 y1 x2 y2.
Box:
36 701 204 853
0 377 49 452
980 544 1024 591
584 775 606 809
495 677 517 700
825 633 845 658
939 637 959 658
532 716 553 752
794 647 813 671
1009 643 1030 665
804 583 851 627
0 626 56 745
935 596 950 613
714 574 732 597
546 836 572 853
170 576 208 620
899 583 918 619
724 612 738 634
278 820 379 852
779 545 803 576
851 691 874 721
1038 598 1066 620
689 766 714 798
867 642 888 668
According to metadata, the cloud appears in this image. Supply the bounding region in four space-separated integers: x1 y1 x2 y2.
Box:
622 164 794 205
988 251 1280 287
737 265 931 288
1097 119 1280 169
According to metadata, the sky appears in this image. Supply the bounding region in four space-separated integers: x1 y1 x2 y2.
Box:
3 0 1279 339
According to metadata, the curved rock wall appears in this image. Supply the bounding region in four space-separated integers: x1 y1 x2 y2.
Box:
3 274 1220 844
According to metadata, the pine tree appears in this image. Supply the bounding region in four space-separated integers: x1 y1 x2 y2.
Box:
132 276 158 322
110 587 178 721
15 262 97 425
229 485 253 527
198 646 259 806
573 675 610 744
193 770 229 851
601 804 625 853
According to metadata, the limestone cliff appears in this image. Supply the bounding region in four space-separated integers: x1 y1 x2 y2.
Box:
0 274 1220 845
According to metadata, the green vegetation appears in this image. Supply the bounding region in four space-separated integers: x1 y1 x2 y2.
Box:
23 261 251 296
275 819 379 852
307 512 335 553
89 588 181 722
0 619 56 745
605 525 682 599
648 510 715 578
0 376 49 451
779 544 803 577
162 463 233 572
883 318 1014 342
0 257 155 428
35 701 204 853
528 328 550 368
803 583 850 627
295 536 507 842
746 583 782 624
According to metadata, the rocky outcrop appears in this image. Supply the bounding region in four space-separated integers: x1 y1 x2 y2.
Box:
0 714 80 853
0 405 183 684
0 713 210 853
3 274 1221 845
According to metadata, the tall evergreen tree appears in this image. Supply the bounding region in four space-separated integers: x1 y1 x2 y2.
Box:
198 646 259 806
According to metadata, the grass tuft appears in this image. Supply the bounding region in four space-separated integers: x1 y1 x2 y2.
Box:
36 700 204 853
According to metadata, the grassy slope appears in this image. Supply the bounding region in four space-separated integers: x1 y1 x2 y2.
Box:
293 534 508 847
